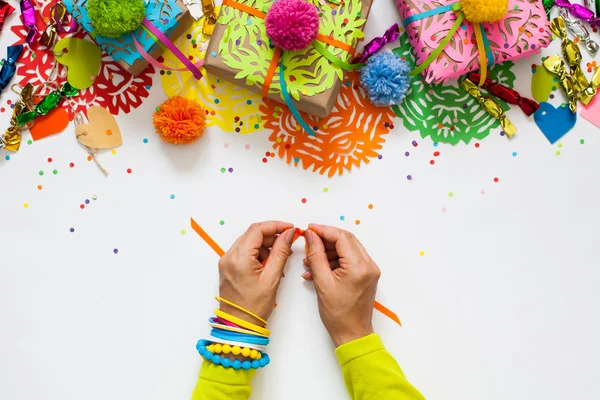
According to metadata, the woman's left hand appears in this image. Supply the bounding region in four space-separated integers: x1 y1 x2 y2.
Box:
218 221 296 324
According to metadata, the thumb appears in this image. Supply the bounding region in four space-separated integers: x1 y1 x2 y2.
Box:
264 229 295 279
305 230 332 283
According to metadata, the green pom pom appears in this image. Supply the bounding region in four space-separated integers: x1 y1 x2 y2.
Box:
88 0 146 38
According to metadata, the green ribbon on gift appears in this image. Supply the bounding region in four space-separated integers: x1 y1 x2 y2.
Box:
17 82 78 126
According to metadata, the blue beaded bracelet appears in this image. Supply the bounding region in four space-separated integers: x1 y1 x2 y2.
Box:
196 340 270 370
210 328 270 346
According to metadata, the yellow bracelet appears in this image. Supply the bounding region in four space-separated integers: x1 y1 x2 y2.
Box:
214 309 271 337
215 296 268 326
209 322 269 338
206 343 262 360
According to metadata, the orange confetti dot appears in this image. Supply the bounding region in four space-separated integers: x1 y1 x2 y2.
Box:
368 204 373 209
593 61 597 66
106 129 112 136
37 185 42 190
437 123 443 129
463 38 469 44
519 26 524 32
355 220 361 225
87 155 93 162
573 37 579 43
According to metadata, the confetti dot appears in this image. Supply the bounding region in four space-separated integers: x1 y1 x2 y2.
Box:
70 228 74 233
580 139 585 144
113 249 119 254
143 138 148 143
220 220 225 225
170 194 175 199
181 229 187 235
39 170 44 176
481 189 486 194
378 154 383 160
87 156 93 162
433 151 440 157
92 194 98 200
323 187 328 193
407 175 412 180
368 204 373 209
512 151 517 157
106 129 112 136
4 155 9 161
448 192 454 197
557 143 563 148
556 150 561 155
340 216 345 221
405 151 410 157
433 142 438 147
224 143 229 148
412 140 418 147
301 198 307 204
430 160 435 165
27 140 32 145
37 185 42 190
441 207 447 213
80 204 85 209
112 150 117 155
211 51 217 57
355 220 361 225
419 251 425 256
69 162 75 168
245 144 251 150
228 167 233 173
127 168 132 174
24 203 29 208
494 177 499 183
474 143 480 148
52 169 58 175
262 157 268 163
47 157 52 163
85 199 90 205
221 167 226 173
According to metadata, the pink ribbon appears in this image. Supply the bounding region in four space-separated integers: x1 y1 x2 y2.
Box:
140 18 203 80
556 0 600 24
132 33 204 74
354 23 400 64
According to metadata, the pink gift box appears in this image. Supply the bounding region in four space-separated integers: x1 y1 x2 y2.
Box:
397 0 552 84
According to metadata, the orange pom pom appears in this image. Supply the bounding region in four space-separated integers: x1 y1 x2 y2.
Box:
152 96 206 145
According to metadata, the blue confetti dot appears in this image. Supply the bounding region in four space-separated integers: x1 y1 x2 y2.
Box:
4 155 9 161
340 216 345 221
170 194 175 199
143 138 148 143
254 124 259 129
247 19 252 24
433 142 438 147
246 100 252 105
294 157 300 163
145 85 151 90
512 151 517 157
214 99 220 104
211 51 217 57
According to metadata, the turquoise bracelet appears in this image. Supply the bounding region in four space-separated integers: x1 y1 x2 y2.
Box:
196 340 271 370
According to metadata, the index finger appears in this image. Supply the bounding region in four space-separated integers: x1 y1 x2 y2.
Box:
239 221 294 249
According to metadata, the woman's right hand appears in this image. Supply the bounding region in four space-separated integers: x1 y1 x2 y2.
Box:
303 224 381 347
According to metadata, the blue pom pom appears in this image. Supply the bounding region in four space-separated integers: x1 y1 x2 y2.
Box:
232 360 242 370
360 52 410 107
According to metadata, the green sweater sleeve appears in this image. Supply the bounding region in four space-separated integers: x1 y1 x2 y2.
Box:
336 334 425 400
191 362 256 400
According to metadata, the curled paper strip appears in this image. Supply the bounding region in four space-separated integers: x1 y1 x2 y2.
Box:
17 82 78 126
555 0 600 25
543 54 577 112
558 8 598 55
354 23 400 64
2 83 33 152
19 0 38 44
460 79 517 138
469 72 540 116
550 17 589 94
579 67 600 104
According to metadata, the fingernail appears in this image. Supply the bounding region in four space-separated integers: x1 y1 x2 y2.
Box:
284 229 295 245
305 230 313 245
302 258 307 264
301 271 310 278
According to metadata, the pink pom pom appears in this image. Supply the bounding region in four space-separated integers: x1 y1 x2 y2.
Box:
265 0 320 51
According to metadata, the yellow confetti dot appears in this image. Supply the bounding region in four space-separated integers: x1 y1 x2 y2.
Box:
556 150 561 156
557 143 563 148
419 251 425 256
24 203 29 208
181 229 187 235
112 149 117 155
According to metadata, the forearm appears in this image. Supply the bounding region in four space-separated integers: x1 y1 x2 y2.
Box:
336 334 425 400
191 362 256 400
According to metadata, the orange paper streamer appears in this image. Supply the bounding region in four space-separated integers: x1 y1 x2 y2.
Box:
191 218 401 325
262 47 282 98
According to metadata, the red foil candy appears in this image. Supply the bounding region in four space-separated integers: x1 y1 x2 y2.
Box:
469 72 540 116
0 0 15 34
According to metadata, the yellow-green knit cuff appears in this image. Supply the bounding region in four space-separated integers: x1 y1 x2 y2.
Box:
335 333 385 367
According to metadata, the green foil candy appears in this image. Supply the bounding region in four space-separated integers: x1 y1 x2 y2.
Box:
17 82 78 126
543 0 555 19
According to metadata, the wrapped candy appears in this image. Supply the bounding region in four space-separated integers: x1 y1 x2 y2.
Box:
460 79 517 138
555 0 600 25
354 24 400 64
0 45 24 96
468 73 540 116
0 1 15 34
543 54 577 112
550 17 589 95
17 82 78 126
558 8 598 55
20 0 38 44
1 83 33 152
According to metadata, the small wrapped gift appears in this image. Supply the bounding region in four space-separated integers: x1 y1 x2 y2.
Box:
397 0 552 84
63 0 193 76
204 0 373 118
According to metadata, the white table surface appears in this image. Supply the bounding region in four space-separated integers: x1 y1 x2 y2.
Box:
1 1 599 400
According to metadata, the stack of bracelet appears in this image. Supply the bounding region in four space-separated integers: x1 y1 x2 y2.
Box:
196 296 271 371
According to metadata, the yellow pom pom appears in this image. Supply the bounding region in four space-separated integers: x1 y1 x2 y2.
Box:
241 347 251 358
249 349 258 360
214 344 223 354
255 352 262 360
207 345 215 353
222 344 231 354
461 0 507 23
232 346 241 355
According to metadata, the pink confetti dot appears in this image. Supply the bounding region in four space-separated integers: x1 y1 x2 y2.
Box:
245 144 251 150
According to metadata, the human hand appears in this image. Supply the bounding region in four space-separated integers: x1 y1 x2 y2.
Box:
218 221 295 325
303 224 380 347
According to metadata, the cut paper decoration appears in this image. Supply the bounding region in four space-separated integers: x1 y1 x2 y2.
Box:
54 37 102 90
579 94 600 128
30 106 70 141
11 1 155 118
392 34 516 145
532 58 557 103
75 106 123 149
534 102 577 144
261 71 394 177
159 8 265 134
190 217 402 326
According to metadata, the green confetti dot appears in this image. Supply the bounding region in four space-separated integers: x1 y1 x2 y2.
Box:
220 167 226 173
220 220 225 225
557 143 563 148
181 229 187 235
53 169 58 175
323 187 329 193
580 139 585 144
31 53 36 59
38 170 44 176
27 140 32 145
556 150 561 155
155 107 160 112
276 137 282 143
448 192 454 197
191 39 197 45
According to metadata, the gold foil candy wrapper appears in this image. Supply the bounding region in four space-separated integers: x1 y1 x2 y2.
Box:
40 3 67 47
579 67 600 104
559 8 599 55
3 83 34 152
201 0 217 35
460 79 517 138
543 54 578 113
551 16 589 93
